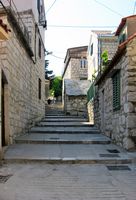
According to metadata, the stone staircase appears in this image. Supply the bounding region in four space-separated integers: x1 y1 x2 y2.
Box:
3 104 136 164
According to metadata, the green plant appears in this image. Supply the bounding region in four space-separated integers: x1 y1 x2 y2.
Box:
101 50 108 66
50 76 62 97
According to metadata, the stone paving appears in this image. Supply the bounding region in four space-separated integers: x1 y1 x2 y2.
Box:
1 103 136 199
0 163 136 200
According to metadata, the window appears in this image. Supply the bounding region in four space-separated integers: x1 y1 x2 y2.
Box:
38 39 41 58
119 33 126 44
112 72 120 111
90 43 93 56
80 59 87 68
38 78 41 99
37 0 41 14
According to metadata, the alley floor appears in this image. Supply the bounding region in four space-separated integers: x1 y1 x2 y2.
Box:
0 163 136 200
1 102 136 200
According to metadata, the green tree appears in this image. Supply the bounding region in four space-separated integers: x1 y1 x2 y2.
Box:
45 60 55 80
101 50 108 66
50 76 62 97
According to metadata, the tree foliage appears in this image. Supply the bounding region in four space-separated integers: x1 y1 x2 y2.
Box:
50 76 62 97
101 50 108 66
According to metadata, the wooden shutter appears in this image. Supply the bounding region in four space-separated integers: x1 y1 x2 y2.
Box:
112 72 120 111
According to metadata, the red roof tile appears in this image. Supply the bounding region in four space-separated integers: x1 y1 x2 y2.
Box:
115 15 136 36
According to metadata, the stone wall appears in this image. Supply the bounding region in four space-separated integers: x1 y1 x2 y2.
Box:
87 100 94 124
63 58 88 80
0 13 45 145
65 95 87 117
94 37 136 150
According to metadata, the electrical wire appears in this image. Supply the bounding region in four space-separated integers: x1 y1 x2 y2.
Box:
92 0 123 17
51 54 64 60
48 25 117 29
46 0 57 15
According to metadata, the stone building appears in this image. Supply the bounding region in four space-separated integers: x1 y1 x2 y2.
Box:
63 46 88 80
87 31 118 123
0 0 46 157
94 15 136 150
64 79 90 116
87 30 118 81
62 46 90 116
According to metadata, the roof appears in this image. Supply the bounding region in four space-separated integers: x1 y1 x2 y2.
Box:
95 33 136 85
115 15 136 36
92 30 112 35
64 79 91 96
64 46 88 63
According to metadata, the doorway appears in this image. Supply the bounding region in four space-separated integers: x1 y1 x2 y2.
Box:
1 77 5 146
101 89 105 133
1 71 8 147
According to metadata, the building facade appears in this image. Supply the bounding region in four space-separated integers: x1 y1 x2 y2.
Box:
87 31 118 123
62 46 90 116
87 30 118 81
63 46 88 80
94 15 136 150
0 0 46 157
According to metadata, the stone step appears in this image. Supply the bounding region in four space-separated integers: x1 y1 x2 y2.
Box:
4 143 134 164
45 111 64 114
38 121 94 127
29 126 100 134
15 133 111 144
42 118 88 122
45 115 86 118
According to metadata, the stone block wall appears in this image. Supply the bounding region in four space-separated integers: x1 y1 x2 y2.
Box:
87 100 94 124
94 37 136 150
100 37 118 60
65 95 87 117
0 13 45 144
65 58 88 80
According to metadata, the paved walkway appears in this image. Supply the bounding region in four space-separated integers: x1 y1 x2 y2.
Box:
0 102 136 199
0 163 136 200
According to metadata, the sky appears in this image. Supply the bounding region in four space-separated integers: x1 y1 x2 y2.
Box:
44 0 136 76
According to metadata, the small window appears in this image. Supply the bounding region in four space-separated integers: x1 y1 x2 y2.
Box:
112 72 120 111
38 39 41 58
80 60 83 68
80 59 87 68
37 0 41 14
90 43 93 56
38 78 41 99
119 33 126 44
83 59 87 68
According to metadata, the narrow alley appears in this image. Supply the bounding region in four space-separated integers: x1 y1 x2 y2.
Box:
0 102 136 200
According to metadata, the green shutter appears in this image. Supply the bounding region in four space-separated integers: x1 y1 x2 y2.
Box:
112 72 120 111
